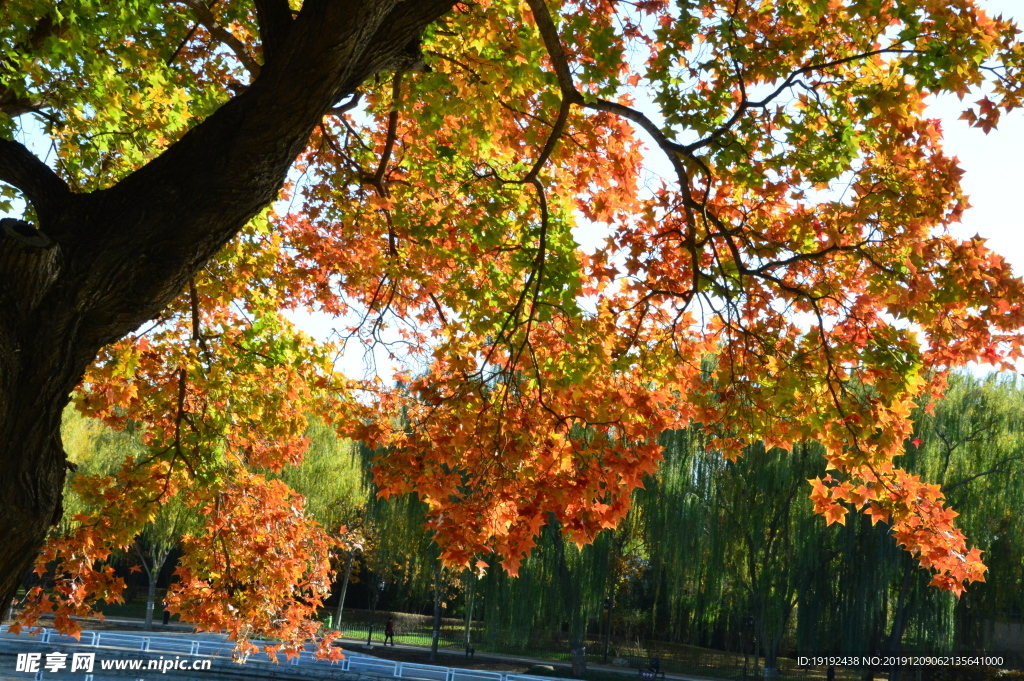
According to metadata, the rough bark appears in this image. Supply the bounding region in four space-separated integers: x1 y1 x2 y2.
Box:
0 0 456 614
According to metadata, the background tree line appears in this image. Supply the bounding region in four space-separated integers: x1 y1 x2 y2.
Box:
51 372 1024 675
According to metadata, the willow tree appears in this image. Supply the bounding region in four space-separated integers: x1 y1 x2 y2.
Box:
58 408 146 538
474 519 610 657
632 427 732 647
715 443 826 677
629 429 824 668
278 419 367 629
894 373 1024 654
2 0 1024 653
789 373 1024 664
604 374 1024 663
792 498 899 658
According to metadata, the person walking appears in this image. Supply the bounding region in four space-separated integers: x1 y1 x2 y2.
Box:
384 617 396 646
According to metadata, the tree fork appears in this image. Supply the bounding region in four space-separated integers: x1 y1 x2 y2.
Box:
0 0 457 612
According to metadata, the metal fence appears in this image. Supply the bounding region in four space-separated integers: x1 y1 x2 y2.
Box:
331 612 756 677
0 624 566 681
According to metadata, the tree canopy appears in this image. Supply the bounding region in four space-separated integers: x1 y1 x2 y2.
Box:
1 0 1023 656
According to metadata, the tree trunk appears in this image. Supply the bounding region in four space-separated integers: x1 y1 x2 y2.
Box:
761 601 793 681
0 0 456 612
753 626 760 680
0 316 76 619
137 545 168 631
463 571 474 650
762 628 779 681
333 550 356 630
430 562 442 662
603 568 617 663
144 568 158 631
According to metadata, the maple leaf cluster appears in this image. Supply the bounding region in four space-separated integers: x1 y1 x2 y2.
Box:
167 471 341 661
11 0 1024 652
809 464 986 598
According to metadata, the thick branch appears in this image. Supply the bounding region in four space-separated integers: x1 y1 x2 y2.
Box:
182 0 262 78
524 96 572 183
253 0 294 64
0 91 43 118
72 0 456 349
325 92 362 117
523 0 581 104
520 0 584 183
0 13 68 117
0 139 70 220
521 0 701 194
372 72 404 190
584 98 689 178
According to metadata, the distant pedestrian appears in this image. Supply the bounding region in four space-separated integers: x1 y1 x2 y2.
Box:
384 617 395 646
162 603 171 626
827 665 835 681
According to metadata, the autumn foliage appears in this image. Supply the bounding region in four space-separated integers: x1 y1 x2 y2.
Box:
5 0 1024 653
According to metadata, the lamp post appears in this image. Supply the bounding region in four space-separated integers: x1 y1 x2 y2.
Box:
366 575 384 648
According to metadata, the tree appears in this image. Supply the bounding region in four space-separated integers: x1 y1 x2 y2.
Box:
276 419 368 629
2 0 1024 653
133 493 200 630
879 373 1024 671
714 443 821 678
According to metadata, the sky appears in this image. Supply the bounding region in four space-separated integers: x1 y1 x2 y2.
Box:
925 0 1023 270
927 95 1024 275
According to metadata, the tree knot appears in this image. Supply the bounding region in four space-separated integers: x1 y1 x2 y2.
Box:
1 218 53 249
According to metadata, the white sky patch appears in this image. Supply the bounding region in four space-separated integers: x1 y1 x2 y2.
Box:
927 1 1023 274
